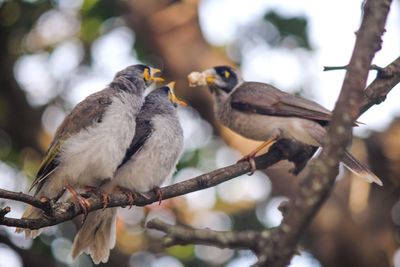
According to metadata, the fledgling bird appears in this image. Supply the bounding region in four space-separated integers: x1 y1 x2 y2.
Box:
71 82 185 264
16 64 164 238
188 65 382 186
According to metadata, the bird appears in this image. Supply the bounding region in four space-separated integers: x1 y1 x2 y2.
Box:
70 81 185 264
188 65 382 186
16 64 164 238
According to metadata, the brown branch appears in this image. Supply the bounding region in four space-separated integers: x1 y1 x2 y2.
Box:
359 56 400 115
147 218 266 251
0 139 308 229
261 0 393 266
323 63 394 73
0 188 49 210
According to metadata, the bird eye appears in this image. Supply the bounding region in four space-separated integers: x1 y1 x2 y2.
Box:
224 71 230 79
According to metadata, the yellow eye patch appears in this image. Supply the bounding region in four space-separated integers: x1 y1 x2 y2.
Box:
224 71 230 79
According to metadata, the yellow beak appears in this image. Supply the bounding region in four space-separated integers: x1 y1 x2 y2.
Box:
167 82 187 106
144 67 165 83
205 75 216 85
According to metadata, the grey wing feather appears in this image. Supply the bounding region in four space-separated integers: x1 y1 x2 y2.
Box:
31 89 115 192
117 119 154 169
54 89 114 139
230 82 333 124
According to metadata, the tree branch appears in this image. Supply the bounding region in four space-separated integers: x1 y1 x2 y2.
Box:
147 218 266 251
260 0 393 266
359 56 400 115
0 188 49 210
0 139 308 229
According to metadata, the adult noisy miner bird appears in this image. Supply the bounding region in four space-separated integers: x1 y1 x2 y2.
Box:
70 82 185 264
188 65 382 186
16 64 164 238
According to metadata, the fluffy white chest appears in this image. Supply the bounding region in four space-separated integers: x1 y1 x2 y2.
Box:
216 101 324 146
113 115 183 192
59 92 141 186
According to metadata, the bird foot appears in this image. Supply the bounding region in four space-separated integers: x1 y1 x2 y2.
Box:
238 154 257 175
83 186 110 210
116 186 136 209
65 184 91 224
153 186 163 205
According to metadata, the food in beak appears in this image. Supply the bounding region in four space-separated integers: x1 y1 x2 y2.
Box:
188 71 208 87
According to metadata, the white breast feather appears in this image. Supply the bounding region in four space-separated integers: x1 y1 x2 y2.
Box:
112 114 183 192
58 92 141 186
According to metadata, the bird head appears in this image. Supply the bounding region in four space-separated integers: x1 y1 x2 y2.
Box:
116 64 164 86
188 65 242 97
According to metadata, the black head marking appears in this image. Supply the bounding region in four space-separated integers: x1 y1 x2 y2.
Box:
160 85 170 95
213 66 238 93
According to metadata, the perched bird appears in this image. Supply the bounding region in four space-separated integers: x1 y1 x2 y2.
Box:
188 65 382 186
16 64 164 238
71 82 185 264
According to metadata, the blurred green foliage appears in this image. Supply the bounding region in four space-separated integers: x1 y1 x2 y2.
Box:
264 10 311 50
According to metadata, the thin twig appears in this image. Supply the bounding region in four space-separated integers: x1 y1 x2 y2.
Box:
0 189 47 210
323 65 348 71
324 64 390 73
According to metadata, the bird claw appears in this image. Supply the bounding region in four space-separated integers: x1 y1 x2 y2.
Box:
153 186 163 205
83 186 110 210
76 196 91 224
65 184 91 224
238 155 257 175
116 186 136 209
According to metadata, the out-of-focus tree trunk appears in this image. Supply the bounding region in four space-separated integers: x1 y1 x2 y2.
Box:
0 16 42 153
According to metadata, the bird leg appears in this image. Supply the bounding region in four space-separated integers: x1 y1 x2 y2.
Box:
65 183 91 223
153 186 163 205
83 186 110 210
115 186 136 209
238 131 281 175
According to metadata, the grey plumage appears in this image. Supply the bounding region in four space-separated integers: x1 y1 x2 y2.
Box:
16 64 161 238
71 83 184 264
189 65 382 185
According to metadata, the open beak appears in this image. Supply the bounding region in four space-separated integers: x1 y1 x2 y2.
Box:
144 67 165 83
167 82 187 107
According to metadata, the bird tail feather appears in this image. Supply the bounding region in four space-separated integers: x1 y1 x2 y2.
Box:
71 208 117 264
14 206 43 238
342 151 382 186
15 174 65 238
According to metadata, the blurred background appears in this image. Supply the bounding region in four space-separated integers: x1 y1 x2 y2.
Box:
0 0 400 266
